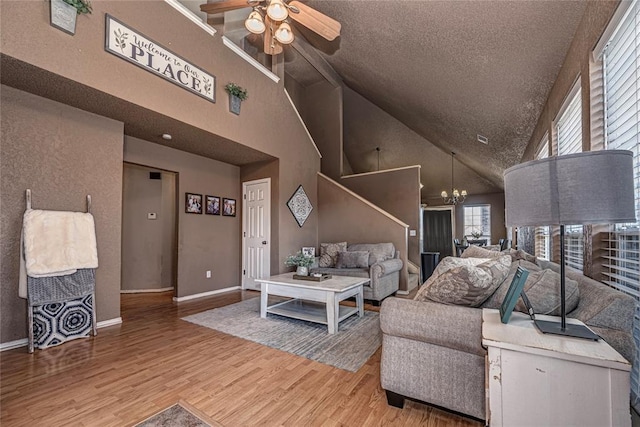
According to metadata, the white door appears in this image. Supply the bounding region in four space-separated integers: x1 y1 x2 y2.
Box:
242 178 271 290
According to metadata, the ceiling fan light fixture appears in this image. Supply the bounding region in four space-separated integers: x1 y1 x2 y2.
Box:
245 10 266 34
267 0 288 21
274 22 294 44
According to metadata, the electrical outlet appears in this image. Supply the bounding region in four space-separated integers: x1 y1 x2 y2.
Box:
206 270 211 278
147 212 157 220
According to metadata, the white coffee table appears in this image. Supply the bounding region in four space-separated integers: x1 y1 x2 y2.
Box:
257 273 370 334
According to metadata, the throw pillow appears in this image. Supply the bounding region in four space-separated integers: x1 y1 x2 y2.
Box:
318 242 347 267
417 256 489 287
502 248 537 263
482 260 580 315
461 245 507 260
335 251 370 269
414 255 511 307
348 243 395 266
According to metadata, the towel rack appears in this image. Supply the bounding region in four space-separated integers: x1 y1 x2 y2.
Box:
25 189 92 213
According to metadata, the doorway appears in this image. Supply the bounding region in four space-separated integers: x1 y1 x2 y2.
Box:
422 206 455 258
121 163 178 294
242 178 271 290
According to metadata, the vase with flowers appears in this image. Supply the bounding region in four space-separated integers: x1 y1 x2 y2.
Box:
284 251 314 276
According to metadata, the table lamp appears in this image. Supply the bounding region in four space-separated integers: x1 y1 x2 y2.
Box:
503 150 636 339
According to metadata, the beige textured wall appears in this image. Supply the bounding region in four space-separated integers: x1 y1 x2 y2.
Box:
341 167 421 267
424 192 506 245
318 174 409 291
124 137 241 297
1 85 124 342
0 0 320 282
121 164 176 291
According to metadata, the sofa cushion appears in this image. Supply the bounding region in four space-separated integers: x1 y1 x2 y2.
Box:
348 243 395 266
318 242 347 267
461 245 507 260
414 255 511 307
335 251 369 269
502 248 537 263
482 260 580 316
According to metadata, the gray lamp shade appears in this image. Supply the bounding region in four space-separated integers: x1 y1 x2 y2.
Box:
504 150 636 227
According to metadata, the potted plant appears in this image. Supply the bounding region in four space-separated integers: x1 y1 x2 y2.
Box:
50 0 91 35
224 83 248 115
470 230 483 239
284 251 314 276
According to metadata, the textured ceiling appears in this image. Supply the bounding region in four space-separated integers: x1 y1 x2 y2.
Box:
301 0 587 189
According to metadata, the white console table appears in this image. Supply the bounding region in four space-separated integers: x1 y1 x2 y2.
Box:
482 309 631 427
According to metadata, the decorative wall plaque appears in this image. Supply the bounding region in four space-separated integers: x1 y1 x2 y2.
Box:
287 185 313 227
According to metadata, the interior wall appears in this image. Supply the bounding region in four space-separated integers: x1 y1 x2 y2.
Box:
425 192 506 245
341 167 421 266
317 174 409 291
0 0 320 285
124 136 241 297
121 164 176 292
0 85 124 343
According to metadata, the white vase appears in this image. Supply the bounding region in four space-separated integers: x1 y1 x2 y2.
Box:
296 266 308 276
229 95 242 115
50 0 77 35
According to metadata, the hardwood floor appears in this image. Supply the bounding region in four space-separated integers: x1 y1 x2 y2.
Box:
1 291 482 426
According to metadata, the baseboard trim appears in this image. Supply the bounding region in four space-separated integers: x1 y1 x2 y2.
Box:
121 287 174 294
1 317 123 351
395 290 410 296
173 286 241 302
0 339 28 352
97 317 123 328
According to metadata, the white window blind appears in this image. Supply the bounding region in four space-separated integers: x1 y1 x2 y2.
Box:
555 86 584 270
535 133 551 260
463 205 491 243
602 0 640 410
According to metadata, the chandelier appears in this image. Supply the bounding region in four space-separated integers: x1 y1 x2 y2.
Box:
441 152 467 205
244 0 295 51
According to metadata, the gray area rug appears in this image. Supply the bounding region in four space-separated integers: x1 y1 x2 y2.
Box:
135 403 220 427
182 298 381 372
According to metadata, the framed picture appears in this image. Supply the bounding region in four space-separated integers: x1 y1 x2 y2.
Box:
185 193 203 214
499 266 530 324
222 198 236 217
302 247 315 257
206 195 221 215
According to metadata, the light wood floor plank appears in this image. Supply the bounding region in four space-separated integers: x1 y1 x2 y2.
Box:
1 290 482 426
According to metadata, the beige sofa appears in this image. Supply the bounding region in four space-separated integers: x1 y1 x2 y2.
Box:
310 242 402 304
380 256 635 421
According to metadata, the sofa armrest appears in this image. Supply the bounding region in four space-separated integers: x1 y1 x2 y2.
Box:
371 258 403 278
380 297 485 356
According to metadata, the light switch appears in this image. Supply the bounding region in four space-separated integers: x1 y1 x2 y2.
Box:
147 212 157 220
409 229 417 237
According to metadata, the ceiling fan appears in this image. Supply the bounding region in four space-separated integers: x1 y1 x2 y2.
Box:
200 0 341 55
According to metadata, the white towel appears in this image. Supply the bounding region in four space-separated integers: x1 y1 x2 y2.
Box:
22 209 98 278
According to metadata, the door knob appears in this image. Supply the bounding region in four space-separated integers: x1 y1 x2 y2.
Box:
262 240 268 244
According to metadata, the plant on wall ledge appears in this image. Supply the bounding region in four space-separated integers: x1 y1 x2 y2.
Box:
225 83 248 115
63 0 92 14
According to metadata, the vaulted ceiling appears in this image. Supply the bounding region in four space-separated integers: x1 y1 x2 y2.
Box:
187 0 588 197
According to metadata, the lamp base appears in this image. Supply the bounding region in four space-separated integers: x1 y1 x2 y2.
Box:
534 319 600 340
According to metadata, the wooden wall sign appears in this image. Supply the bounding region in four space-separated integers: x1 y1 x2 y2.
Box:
105 14 215 103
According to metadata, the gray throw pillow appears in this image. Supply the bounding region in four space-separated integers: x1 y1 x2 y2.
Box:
318 242 347 267
335 251 369 269
414 255 511 307
462 245 508 260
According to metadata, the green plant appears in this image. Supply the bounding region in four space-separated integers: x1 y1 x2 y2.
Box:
284 251 314 268
62 0 92 14
224 83 248 101
470 230 483 239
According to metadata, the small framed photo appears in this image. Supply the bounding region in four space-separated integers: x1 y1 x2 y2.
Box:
302 247 315 257
222 198 236 217
499 266 530 324
206 195 221 215
185 193 203 214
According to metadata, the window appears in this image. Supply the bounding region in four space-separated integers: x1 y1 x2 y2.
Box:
464 205 491 243
601 0 640 409
555 84 584 270
535 133 552 260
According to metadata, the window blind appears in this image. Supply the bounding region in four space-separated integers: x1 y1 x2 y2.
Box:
534 133 551 260
602 0 640 410
555 86 584 270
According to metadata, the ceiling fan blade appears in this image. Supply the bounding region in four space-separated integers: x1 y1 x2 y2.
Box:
263 16 284 55
288 1 340 41
200 0 257 15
